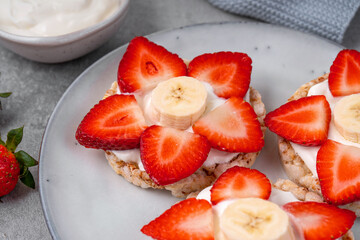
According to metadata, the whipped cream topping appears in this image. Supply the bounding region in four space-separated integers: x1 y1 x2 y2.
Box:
112 82 250 171
290 80 360 178
0 0 122 37
196 186 299 207
269 188 299 206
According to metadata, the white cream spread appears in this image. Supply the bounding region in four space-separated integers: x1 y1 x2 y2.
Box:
0 0 122 37
290 80 360 178
269 188 299 206
112 82 250 172
196 186 299 207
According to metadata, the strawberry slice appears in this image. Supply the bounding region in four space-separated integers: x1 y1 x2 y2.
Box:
317 139 360 205
140 125 211 185
283 201 356 240
118 36 187 93
141 198 214 240
188 51 252 98
192 97 264 152
210 166 271 205
329 49 360 97
264 95 331 146
75 94 147 150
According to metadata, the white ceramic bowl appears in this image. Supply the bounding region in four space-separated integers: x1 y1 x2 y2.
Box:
0 0 129 63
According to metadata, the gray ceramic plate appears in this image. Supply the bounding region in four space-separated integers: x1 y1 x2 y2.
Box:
39 22 359 239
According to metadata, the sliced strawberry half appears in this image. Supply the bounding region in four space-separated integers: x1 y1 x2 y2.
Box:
141 198 214 240
118 36 187 93
264 95 331 146
317 139 360 205
210 166 271 205
329 49 360 97
188 51 252 98
75 94 147 150
283 201 356 240
140 125 211 185
192 97 264 152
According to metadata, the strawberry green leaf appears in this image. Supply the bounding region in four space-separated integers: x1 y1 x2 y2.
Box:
15 150 38 167
0 132 4 146
0 92 11 111
6 126 23 152
0 92 12 98
20 169 35 189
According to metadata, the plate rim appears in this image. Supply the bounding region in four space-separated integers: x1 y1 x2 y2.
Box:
38 21 344 239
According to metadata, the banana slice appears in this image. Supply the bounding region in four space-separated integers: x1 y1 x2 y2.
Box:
334 93 360 143
214 198 296 240
150 76 207 130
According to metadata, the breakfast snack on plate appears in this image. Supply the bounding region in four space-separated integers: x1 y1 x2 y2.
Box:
75 36 266 197
265 49 360 216
142 167 356 240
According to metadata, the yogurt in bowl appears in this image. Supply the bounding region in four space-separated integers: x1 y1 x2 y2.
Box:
0 0 122 37
0 0 129 63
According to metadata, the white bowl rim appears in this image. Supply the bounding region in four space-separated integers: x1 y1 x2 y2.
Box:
0 0 129 47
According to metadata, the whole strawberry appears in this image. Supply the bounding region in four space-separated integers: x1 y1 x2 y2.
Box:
0 145 19 195
0 127 38 197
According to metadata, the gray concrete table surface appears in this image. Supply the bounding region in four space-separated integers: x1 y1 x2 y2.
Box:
0 0 360 239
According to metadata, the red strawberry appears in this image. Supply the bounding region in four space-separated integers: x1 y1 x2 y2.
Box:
264 95 331 146
317 139 360 205
0 145 19 196
140 125 211 185
192 97 264 152
0 127 38 197
141 198 214 240
188 52 252 98
76 94 147 150
210 166 271 205
283 201 356 240
118 36 187 93
329 49 360 97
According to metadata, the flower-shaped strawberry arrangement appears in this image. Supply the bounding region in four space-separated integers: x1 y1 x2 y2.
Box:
141 166 356 240
265 49 360 207
76 36 264 186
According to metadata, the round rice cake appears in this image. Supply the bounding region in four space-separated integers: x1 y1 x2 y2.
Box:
103 81 266 198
